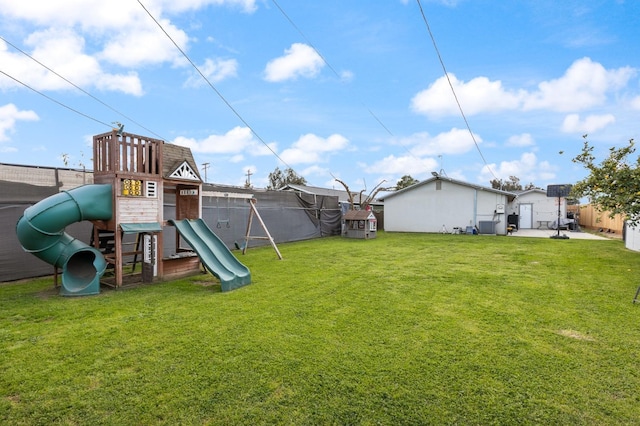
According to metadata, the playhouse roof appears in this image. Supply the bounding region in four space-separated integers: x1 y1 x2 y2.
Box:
162 143 202 182
343 210 375 221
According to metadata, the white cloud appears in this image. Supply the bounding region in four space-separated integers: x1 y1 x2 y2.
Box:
264 43 324 82
397 128 481 156
363 155 438 177
160 0 258 14
363 128 480 181
0 0 257 28
99 21 189 68
479 152 556 184
300 165 330 177
630 96 640 110
279 133 349 164
0 103 39 142
523 57 635 112
95 72 144 95
506 133 535 147
411 74 523 117
0 29 143 95
185 57 238 87
340 70 354 82
0 0 251 93
0 0 141 28
172 126 273 155
561 113 616 133
411 58 636 118
0 0 187 68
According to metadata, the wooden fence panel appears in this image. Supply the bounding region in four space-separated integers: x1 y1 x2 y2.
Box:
569 204 624 233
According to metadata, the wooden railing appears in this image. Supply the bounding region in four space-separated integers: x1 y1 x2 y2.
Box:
93 130 163 176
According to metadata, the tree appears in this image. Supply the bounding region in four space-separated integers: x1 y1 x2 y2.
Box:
490 176 523 191
332 175 391 210
395 175 419 190
266 167 307 190
572 136 640 225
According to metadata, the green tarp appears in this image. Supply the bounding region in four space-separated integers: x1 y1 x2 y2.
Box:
120 223 162 234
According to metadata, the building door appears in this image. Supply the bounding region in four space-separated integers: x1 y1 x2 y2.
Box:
519 204 533 229
176 184 200 220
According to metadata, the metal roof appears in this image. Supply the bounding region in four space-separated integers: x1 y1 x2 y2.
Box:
280 184 384 205
379 176 517 201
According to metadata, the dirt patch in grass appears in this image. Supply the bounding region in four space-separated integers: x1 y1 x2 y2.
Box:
36 286 59 299
190 276 221 288
6 394 21 405
557 329 595 341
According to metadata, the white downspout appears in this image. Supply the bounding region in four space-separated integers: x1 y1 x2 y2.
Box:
473 189 478 227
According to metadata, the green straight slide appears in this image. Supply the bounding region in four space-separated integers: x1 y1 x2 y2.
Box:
16 184 113 296
170 218 251 291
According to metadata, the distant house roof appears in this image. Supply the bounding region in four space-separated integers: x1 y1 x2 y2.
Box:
379 176 517 201
513 188 547 197
279 184 384 205
279 184 353 204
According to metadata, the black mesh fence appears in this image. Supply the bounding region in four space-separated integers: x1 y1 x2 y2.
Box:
1 180 341 282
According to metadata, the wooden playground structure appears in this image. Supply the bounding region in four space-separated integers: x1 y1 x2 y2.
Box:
91 129 203 286
87 129 278 289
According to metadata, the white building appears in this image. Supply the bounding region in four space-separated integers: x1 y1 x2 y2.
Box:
510 188 568 230
625 223 640 252
381 177 571 235
380 176 515 235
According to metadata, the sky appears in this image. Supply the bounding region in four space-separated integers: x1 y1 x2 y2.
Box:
1 0 639 192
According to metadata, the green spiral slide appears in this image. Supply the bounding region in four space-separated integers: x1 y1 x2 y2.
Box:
16 184 113 296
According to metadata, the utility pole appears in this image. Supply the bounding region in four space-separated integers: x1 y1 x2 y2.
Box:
245 169 253 188
202 162 210 183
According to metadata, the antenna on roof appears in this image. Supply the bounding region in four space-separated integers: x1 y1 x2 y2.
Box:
438 155 448 176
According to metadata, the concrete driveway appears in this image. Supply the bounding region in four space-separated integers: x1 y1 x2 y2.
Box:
508 228 610 240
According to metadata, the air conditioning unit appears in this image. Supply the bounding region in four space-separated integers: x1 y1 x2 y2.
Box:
478 221 497 234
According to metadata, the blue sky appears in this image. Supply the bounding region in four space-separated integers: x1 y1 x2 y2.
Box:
1 0 639 191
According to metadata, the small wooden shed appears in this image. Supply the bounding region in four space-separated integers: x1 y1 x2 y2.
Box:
343 209 377 239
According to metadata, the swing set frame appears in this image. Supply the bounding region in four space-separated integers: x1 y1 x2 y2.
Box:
203 191 282 260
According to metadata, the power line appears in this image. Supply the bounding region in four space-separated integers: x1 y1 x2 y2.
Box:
0 35 168 141
136 0 294 171
415 0 499 181
0 69 112 128
270 0 434 170
271 0 396 137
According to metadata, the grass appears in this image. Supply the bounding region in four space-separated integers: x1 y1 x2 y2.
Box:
1 232 640 425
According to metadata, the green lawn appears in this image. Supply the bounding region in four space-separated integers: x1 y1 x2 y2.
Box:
1 232 639 425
